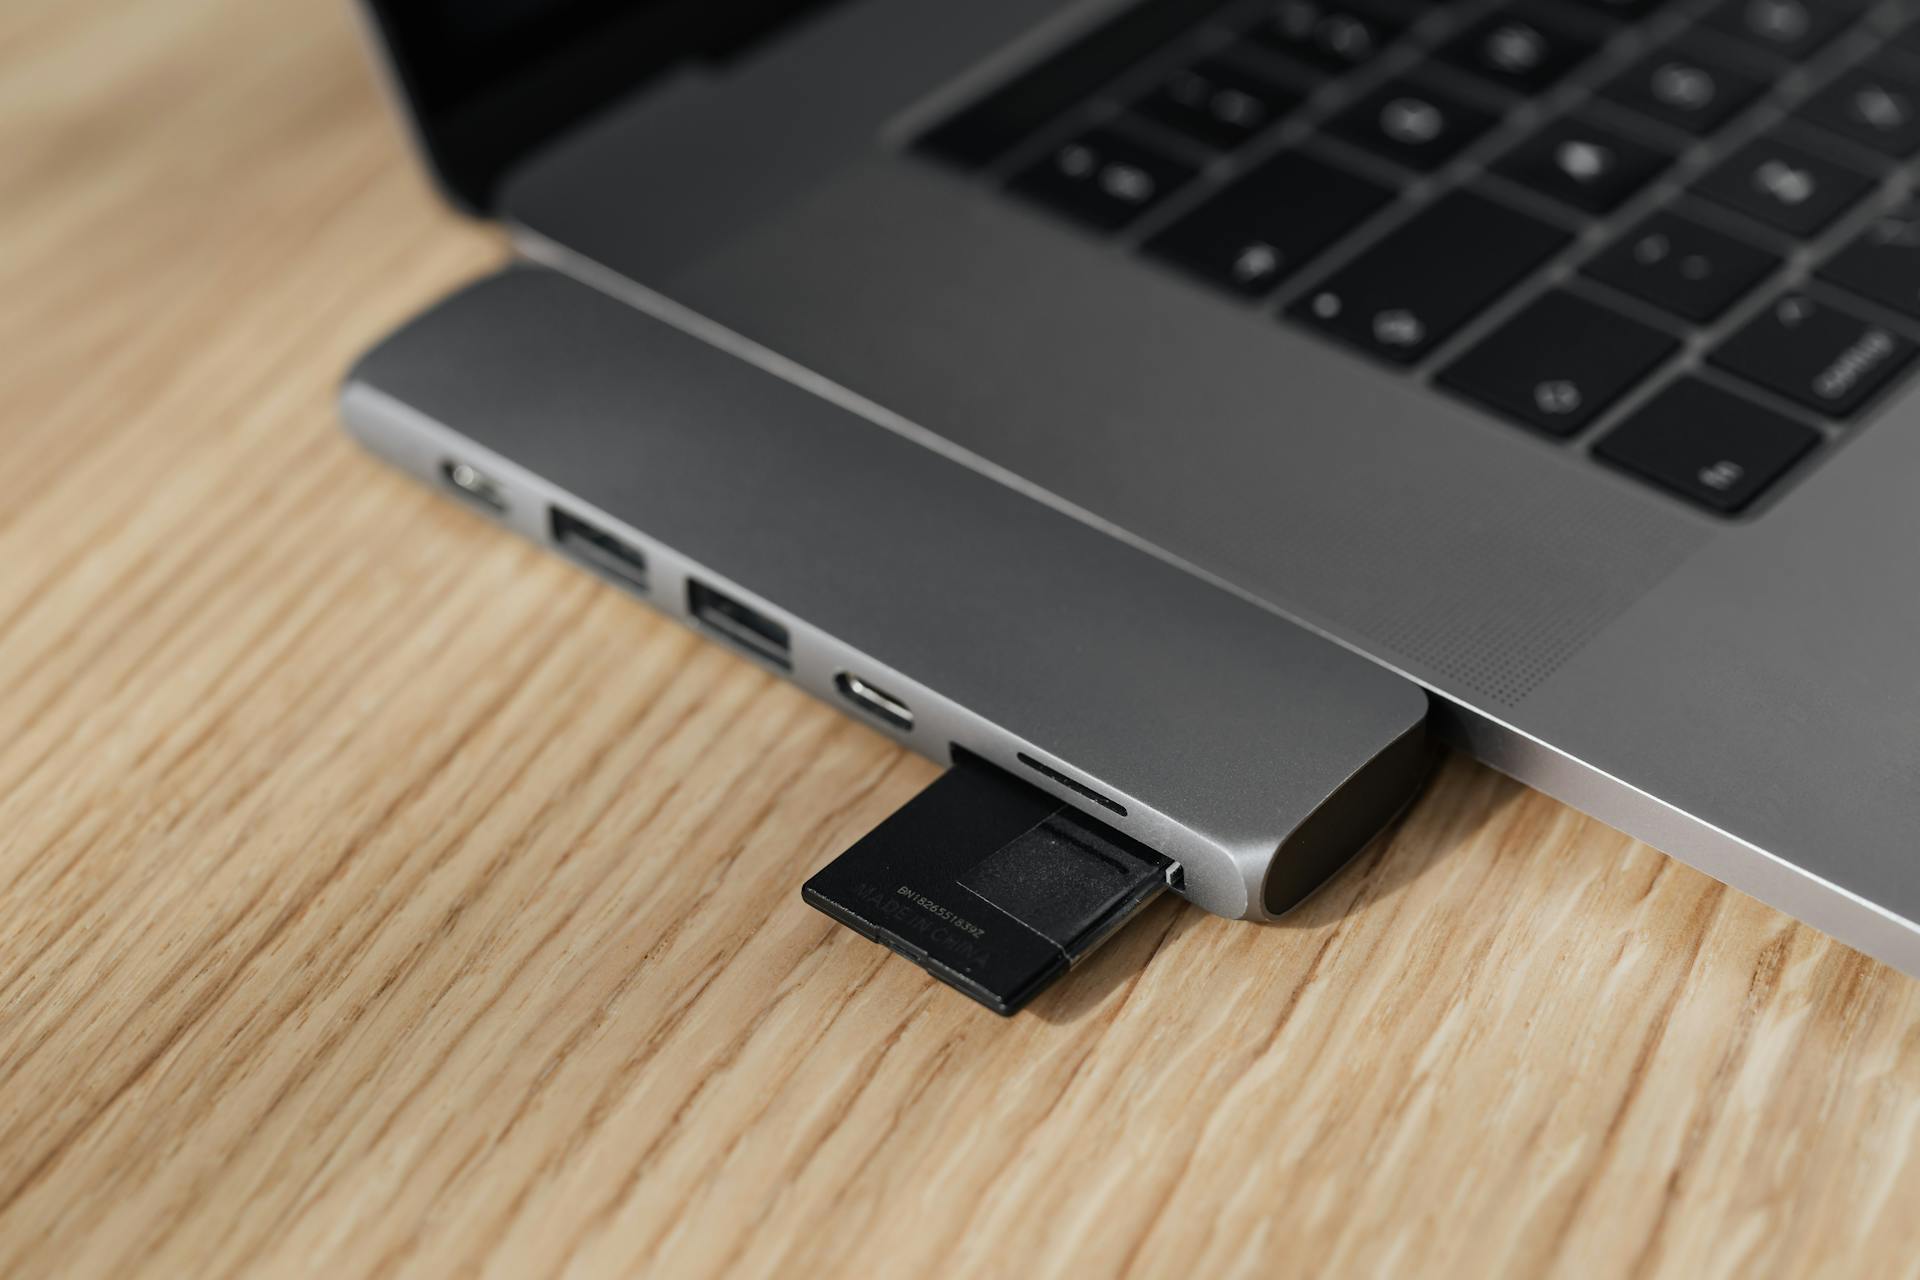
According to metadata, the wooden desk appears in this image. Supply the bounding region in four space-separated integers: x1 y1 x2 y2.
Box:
6 2 1919 1275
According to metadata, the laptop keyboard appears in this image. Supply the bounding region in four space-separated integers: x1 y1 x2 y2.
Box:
911 0 1920 516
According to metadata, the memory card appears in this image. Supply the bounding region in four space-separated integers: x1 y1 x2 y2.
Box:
803 750 1176 1015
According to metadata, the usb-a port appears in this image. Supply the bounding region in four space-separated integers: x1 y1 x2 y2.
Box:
550 508 648 594
689 580 790 670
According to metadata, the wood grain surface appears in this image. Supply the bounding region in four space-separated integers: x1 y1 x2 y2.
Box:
5 2 1920 1276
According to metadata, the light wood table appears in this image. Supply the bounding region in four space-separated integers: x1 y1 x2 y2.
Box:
6 2 1920 1276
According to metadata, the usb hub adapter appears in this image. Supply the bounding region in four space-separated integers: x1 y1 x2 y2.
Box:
341 267 1434 1015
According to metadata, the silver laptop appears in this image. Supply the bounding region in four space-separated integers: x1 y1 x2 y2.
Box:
347 0 1920 977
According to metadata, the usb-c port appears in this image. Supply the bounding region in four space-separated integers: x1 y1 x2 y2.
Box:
689 580 790 670
551 508 648 594
835 672 913 732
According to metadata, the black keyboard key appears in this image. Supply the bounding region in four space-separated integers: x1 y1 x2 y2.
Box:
1709 292 1917 417
1007 128 1196 231
1132 56 1303 151
1690 134 1873 238
1819 201 1920 321
1595 378 1819 512
1287 189 1570 362
916 0 1232 169
1438 291 1678 436
1584 211 1779 322
1436 7 1600 95
1700 0 1858 62
1795 54 1920 158
1492 115 1673 215
1240 1 1408 76
1900 17 1920 57
1144 150 1391 296
1323 77 1501 171
1599 42 1768 136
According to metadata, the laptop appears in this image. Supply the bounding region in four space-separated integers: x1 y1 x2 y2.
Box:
348 0 1920 981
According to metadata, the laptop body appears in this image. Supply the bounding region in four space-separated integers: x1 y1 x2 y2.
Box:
352 0 1920 974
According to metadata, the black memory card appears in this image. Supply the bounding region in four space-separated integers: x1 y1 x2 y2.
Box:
803 750 1175 1015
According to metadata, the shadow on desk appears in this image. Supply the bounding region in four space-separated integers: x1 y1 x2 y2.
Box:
1032 752 1524 1026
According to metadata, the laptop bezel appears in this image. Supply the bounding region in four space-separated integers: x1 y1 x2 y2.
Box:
355 0 840 212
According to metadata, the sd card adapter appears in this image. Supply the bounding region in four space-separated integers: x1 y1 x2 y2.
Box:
805 751 1176 1015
